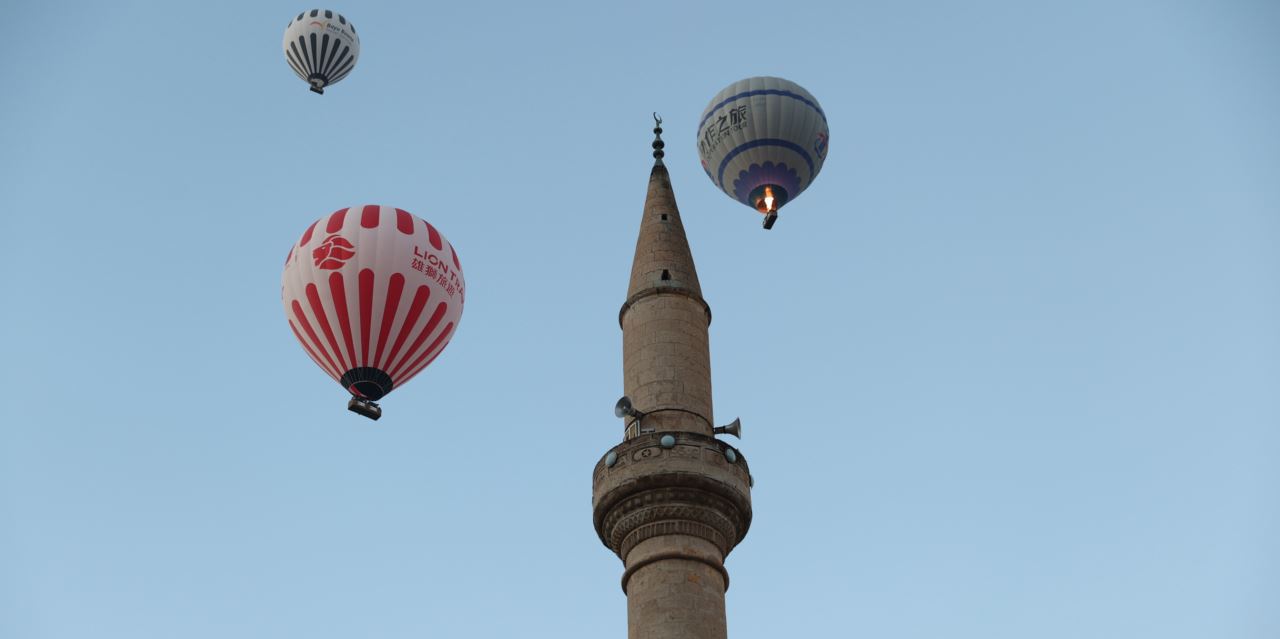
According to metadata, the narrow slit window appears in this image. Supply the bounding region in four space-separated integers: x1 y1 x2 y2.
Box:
661 270 671 281
661 214 668 221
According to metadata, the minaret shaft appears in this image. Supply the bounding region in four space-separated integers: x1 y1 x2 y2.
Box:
627 541 728 639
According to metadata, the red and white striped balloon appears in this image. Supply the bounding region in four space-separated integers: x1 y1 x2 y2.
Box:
282 205 464 403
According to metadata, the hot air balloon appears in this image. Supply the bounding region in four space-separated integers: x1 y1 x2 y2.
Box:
283 10 360 94
282 205 464 419
697 76 830 229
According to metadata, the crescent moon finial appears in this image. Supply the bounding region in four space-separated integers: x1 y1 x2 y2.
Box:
651 113 665 166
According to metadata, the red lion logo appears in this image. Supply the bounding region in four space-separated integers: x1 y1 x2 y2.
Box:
312 234 355 270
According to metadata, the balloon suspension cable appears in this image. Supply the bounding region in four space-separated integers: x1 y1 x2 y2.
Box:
651 112 665 166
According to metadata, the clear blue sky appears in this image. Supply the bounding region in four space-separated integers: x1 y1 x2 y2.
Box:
2 1 1277 637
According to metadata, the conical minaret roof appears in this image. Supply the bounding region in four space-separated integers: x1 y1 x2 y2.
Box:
625 117 704 304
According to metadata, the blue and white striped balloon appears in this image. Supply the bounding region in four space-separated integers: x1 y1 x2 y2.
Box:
697 77 829 228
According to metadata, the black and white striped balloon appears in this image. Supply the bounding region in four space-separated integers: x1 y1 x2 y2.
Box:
283 10 360 95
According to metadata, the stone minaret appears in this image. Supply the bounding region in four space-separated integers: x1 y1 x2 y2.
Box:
592 118 753 639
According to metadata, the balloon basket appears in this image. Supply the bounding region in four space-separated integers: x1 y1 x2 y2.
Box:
348 397 382 420
762 213 778 230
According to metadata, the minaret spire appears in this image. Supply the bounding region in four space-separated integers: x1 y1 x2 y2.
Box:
651 113 665 166
593 118 753 639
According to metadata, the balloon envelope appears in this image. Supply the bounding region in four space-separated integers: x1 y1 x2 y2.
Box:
283 9 360 94
282 206 464 402
697 76 830 219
